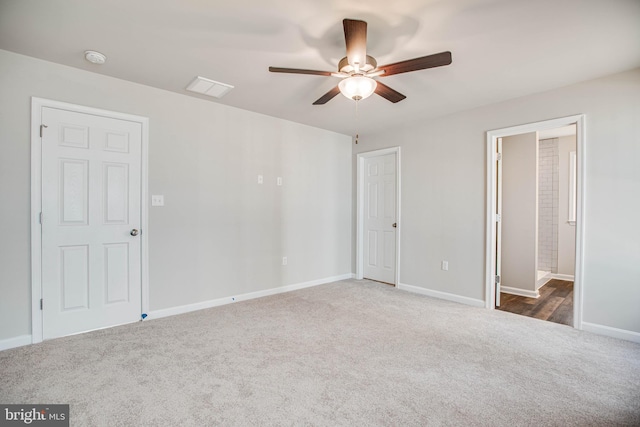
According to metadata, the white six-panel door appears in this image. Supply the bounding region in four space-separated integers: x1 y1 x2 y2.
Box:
41 106 142 340
363 153 397 284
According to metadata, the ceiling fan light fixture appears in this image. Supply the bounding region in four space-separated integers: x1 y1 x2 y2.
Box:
338 76 377 101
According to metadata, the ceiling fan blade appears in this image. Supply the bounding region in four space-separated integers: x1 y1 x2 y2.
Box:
374 81 407 103
313 86 341 105
269 67 333 76
343 19 367 68
379 51 452 77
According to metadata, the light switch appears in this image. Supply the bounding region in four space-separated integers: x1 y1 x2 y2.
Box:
258 175 264 184
151 195 164 206
277 177 283 186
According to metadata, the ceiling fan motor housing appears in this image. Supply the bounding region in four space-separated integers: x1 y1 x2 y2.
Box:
339 55 377 74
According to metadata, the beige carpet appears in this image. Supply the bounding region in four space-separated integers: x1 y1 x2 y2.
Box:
1 279 639 426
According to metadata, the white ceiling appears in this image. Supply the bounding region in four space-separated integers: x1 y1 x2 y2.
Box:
1 0 639 136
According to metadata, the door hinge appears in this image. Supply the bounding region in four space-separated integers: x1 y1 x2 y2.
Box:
495 152 502 161
495 275 500 284
495 213 501 222
39 212 43 224
40 299 43 310
40 124 48 138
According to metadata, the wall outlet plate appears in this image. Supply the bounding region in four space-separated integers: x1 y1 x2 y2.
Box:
151 195 164 206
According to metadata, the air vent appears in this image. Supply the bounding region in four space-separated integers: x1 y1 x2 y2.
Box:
186 76 234 99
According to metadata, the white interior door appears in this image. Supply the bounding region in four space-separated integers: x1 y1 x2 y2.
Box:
363 153 397 284
41 106 142 340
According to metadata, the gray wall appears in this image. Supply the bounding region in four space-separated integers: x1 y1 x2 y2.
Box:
354 68 640 334
2 47 639 342
0 50 353 341
501 132 538 293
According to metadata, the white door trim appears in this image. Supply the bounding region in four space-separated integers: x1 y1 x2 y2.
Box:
356 147 401 286
30 97 150 343
485 114 586 329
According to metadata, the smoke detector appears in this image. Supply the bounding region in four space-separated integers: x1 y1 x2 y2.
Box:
84 50 107 65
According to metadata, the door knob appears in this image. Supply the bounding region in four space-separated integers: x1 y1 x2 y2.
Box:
392 223 397 228
130 229 140 236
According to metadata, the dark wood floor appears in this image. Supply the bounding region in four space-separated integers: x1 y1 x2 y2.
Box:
497 279 573 326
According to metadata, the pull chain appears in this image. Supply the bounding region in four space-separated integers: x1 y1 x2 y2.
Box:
354 99 359 144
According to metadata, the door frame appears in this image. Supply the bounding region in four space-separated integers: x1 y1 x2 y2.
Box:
30 97 150 343
356 147 401 286
485 114 586 329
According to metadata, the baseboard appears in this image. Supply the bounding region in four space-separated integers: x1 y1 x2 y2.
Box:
398 283 485 308
147 273 355 320
0 334 32 351
500 286 539 298
536 276 552 290
549 273 574 281
582 322 640 344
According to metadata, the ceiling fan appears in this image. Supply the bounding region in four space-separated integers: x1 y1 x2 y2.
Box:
269 19 452 105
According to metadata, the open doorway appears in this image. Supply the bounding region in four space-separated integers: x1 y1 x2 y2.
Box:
485 115 585 330
496 127 576 326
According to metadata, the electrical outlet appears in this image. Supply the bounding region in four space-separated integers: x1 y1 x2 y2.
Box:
441 261 449 271
282 256 287 266
151 195 164 206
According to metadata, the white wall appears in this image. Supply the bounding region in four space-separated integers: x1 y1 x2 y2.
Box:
355 67 640 335
0 49 352 342
557 135 577 276
501 133 538 293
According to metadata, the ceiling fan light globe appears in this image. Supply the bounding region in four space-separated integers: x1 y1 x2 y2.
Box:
338 76 377 101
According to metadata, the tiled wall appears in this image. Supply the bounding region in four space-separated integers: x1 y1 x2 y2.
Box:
538 138 559 273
